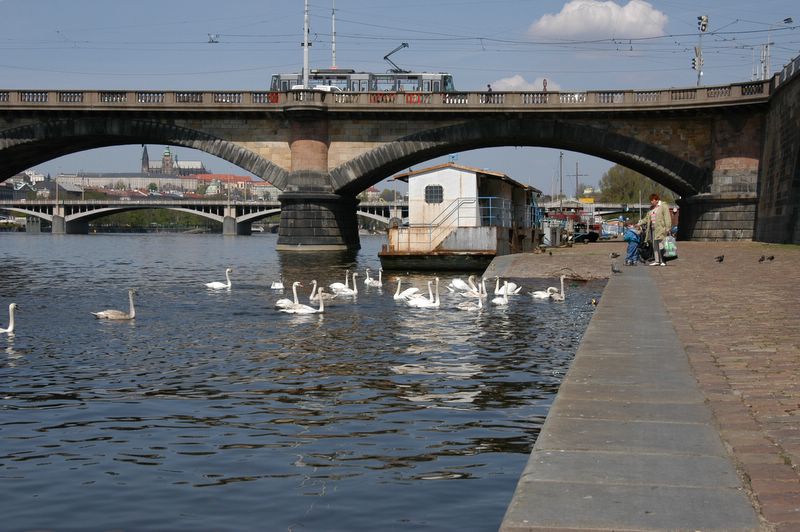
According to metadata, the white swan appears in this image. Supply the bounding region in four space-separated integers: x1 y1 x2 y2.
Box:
205 268 232 290
275 281 302 309
310 280 337 301
461 277 487 299
280 288 325 314
493 276 521 295
329 269 350 292
364 268 383 287
531 286 558 299
393 277 420 300
92 289 137 320
1 303 17 333
270 277 284 290
447 277 471 292
456 292 483 311
334 272 359 296
491 281 510 306
550 275 566 302
406 278 440 308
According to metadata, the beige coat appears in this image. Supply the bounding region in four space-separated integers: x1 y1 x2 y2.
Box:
640 201 672 241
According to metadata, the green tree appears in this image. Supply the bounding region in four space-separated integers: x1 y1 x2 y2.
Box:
598 165 675 204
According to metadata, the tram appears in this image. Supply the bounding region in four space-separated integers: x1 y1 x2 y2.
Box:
269 69 456 93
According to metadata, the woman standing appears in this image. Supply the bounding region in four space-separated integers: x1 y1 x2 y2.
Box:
639 193 672 266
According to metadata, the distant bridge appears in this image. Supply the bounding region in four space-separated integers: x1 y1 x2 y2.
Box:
0 199 408 235
540 201 650 217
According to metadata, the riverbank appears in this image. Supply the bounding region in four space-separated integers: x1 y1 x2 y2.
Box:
493 240 800 531
485 240 624 281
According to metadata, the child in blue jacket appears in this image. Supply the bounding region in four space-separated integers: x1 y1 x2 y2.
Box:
623 223 640 265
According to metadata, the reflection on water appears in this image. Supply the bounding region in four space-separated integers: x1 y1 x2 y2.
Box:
0 233 603 531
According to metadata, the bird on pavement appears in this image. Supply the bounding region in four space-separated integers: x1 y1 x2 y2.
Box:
758 255 765 263
767 255 775 261
611 260 622 274
714 255 725 263
609 252 620 259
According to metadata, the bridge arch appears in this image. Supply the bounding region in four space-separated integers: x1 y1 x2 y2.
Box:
330 117 705 198
0 117 289 185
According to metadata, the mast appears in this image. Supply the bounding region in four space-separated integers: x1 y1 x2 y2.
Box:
331 0 336 68
303 0 310 88
559 151 563 215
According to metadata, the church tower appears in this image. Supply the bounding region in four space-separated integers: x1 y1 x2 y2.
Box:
141 145 150 174
162 146 174 175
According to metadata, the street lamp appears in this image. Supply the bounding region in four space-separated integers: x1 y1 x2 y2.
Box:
762 17 793 80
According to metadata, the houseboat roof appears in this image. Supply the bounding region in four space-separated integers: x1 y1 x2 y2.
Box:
392 162 541 195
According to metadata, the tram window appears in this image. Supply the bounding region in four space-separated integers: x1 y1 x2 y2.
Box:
443 76 455 92
374 76 396 91
425 185 444 204
398 77 418 91
423 80 431 92
432 81 440 92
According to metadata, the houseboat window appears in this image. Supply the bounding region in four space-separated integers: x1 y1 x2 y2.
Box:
424 185 443 204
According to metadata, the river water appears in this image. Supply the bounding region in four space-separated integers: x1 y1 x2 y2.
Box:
0 233 603 531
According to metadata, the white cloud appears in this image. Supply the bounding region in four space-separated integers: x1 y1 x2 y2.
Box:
528 0 668 40
492 75 560 92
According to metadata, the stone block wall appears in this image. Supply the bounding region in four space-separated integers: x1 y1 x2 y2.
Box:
756 71 800 243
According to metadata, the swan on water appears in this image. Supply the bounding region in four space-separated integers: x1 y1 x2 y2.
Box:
461 277 487 299
334 272 359 296
550 275 566 302
491 281 510 306
280 288 325 314
493 276 521 295
393 277 420 300
275 281 302 309
1 303 17 333
92 289 137 320
531 287 558 299
406 278 440 308
270 277 284 290
364 268 383 287
447 277 471 293
310 280 337 301
329 269 350 292
456 293 483 311
205 268 233 290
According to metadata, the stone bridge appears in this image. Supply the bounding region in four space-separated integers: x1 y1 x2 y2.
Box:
1 55 798 249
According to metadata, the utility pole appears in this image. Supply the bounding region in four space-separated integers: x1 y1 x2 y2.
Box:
331 0 336 68
695 15 708 87
570 162 588 198
302 0 310 88
558 151 563 215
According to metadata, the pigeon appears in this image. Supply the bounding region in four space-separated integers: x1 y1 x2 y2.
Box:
758 255 765 263
549 251 553 256
714 255 725 263
611 260 622 274
767 255 775 261
609 252 620 259
590 298 598 306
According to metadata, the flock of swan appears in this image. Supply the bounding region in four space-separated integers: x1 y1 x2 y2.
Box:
268 269 569 315
0 268 568 333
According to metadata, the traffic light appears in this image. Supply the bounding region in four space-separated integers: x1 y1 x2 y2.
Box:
697 15 708 32
692 57 697 70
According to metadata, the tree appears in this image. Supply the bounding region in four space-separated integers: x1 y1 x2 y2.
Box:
379 188 401 202
598 165 675 204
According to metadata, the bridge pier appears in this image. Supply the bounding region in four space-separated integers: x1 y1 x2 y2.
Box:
678 193 756 241
51 215 89 235
276 192 360 251
223 217 252 236
25 216 41 234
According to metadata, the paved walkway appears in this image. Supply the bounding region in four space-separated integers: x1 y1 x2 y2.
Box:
501 256 761 531
652 242 800 532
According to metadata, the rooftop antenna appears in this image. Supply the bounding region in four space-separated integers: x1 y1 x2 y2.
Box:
331 0 336 68
384 42 409 73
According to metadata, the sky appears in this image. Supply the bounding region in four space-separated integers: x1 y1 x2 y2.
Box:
1 0 798 196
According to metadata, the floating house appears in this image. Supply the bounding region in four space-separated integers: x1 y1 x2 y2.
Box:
379 162 541 270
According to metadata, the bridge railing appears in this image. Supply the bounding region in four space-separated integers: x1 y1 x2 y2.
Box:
0 78 774 112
